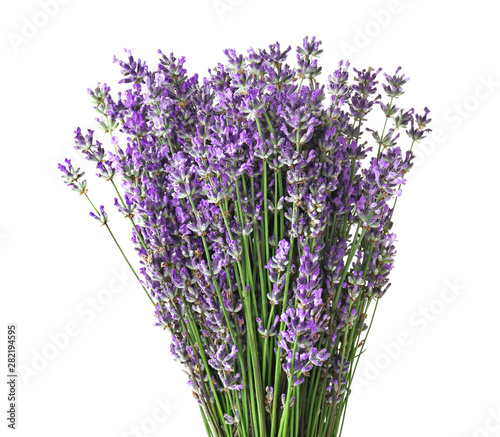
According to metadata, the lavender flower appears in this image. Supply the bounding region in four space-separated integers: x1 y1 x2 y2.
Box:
89 205 108 226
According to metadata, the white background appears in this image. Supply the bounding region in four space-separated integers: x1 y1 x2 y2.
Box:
1 0 500 436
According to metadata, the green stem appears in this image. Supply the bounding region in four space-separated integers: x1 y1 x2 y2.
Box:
277 334 299 437
183 300 230 436
110 179 148 252
187 195 254 433
337 298 379 437
84 192 155 309
255 117 272 305
194 186 267 436
199 406 215 437
103 223 156 306
294 384 301 437
376 96 394 160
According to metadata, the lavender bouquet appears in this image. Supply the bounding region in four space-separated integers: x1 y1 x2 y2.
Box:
59 36 431 437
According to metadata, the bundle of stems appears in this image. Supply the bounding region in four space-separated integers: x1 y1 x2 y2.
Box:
59 36 431 436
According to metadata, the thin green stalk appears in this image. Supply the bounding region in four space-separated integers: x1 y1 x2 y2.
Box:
277 334 299 437
82 191 156 309
110 179 148 251
194 188 267 437
305 356 323 431
274 171 279 254
262 304 276 387
376 96 395 160
269 234 296 437
183 300 230 436
254 220 269 315
236 181 265 324
323 301 354 437
310 334 341 436
172 303 222 433
245 331 260 437
298 77 305 92
231 390 248 437
278 169 284 242
103 223 156 304
199 406 216 437
186 196 251 433
294 384 301 437
255 117 273 305
328 242 378 436
337 298 379 437
99 127 148 253
262 110 285 244
313 221 364 432
244 298 268 437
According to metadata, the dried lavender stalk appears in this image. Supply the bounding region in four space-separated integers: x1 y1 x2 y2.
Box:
59 36 431 437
